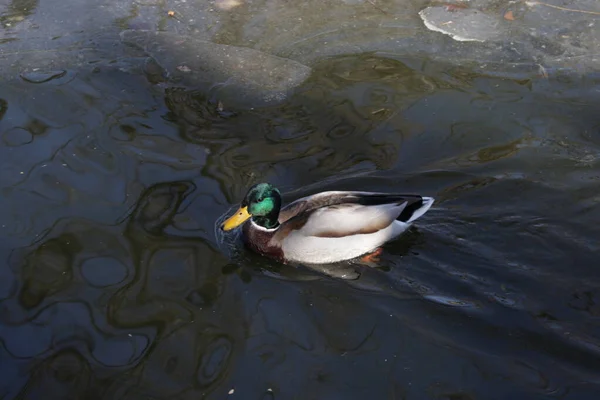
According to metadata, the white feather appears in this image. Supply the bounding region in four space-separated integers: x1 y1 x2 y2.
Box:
298 202 408 237
280 197 435 264
250 220 278 232
282 220 409 264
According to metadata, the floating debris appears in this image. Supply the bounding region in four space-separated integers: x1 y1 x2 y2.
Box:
419 6 503 42
216 0 243 10
20 69 66 83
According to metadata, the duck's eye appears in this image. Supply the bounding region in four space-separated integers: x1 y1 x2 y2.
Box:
257 197 264 202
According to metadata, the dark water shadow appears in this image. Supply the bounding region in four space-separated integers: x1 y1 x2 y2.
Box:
3 180 249 399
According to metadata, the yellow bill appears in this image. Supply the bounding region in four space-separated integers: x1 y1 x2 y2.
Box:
221 206 251 231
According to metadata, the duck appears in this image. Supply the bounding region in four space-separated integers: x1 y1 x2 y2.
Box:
220 183 434 264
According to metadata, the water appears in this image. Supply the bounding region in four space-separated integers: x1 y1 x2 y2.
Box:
1 48 600 399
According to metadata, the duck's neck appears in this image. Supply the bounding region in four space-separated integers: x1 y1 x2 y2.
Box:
252 210 280 229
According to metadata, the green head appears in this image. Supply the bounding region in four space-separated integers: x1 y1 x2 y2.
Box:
221 183 282 230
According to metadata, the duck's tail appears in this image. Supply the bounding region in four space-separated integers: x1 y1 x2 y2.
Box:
397 196 435 223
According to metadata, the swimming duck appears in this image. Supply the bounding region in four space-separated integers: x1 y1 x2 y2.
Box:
220 183 434 264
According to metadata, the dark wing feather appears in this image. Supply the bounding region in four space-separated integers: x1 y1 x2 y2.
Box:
279 191 424 219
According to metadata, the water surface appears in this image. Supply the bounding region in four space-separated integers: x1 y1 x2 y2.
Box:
1 50 600 399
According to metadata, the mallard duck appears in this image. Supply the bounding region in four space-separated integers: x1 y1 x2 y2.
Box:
220 183 434 264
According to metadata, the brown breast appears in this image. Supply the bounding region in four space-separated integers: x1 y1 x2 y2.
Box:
242 221 285 263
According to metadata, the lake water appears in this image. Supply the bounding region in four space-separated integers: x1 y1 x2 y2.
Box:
2 8 600 399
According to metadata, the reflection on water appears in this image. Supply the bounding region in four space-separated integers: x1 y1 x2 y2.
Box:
1 53 600 399
0 0 38 32
165 55 437 202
